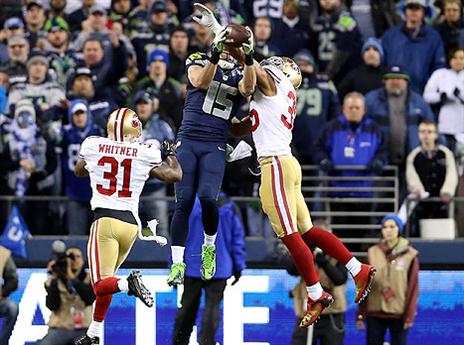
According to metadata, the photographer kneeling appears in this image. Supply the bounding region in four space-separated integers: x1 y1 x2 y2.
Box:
38 246 95 345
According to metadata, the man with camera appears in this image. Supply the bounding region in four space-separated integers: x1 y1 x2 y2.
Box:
38 246 95 345
0 245 19 345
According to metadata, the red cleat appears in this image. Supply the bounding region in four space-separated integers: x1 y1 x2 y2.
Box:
353 264 376 303
299 291 334 328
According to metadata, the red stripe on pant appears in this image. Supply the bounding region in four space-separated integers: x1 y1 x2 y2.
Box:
275 156 295 232
94 219 101 282
88 222 96 285
271 159 289 235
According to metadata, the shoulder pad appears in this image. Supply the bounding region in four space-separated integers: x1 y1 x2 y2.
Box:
337 13 356 31
186 52 208 66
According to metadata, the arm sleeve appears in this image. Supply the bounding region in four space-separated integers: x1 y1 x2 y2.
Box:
45 278 61 311
404 256 420 323
312 124 332 164
406 148 425 193
328 83 341 120
431 37 446 73
422 71 441 104
231 212 247 273
373 125 388 164
71 276 96 306
440 146 458 196
1 257 18 297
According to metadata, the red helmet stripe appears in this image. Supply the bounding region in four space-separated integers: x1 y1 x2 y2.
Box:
119 108 129 141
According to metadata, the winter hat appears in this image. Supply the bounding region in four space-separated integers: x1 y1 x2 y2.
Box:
362 37 384 62
68 99 91 130
381 214 404 233
293 49 315 66
147 48 169 68
383 65 410 81
27 51 49 69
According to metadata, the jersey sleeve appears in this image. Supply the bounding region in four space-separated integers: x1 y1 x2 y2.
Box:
79 136 99 159
141 143 162 168
185 52 209 70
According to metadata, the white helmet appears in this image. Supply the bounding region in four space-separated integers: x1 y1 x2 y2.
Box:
260 56 302 89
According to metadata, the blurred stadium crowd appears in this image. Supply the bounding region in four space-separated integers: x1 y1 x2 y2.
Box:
0 0 463 237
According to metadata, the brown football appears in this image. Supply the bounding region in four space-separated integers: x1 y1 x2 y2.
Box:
224 24 250 48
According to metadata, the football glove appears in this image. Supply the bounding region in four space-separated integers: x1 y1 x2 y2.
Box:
212 27 228 53
242 26 254 56
162 140 177 156
192 3 223 36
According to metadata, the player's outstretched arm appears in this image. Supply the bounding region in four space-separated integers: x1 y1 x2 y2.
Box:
188 28 228 90
74 158 89 177
150 141 183 182
150 157 182 182
238 27 256 97
253 60 276 96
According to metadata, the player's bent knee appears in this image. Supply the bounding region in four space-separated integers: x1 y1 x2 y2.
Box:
199 197 217 211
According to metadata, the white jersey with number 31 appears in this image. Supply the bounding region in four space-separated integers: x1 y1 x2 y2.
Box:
79 136 162 217
250 65 297 159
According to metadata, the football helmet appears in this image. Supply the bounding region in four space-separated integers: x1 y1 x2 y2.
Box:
107 108 142 142
260 56 302 89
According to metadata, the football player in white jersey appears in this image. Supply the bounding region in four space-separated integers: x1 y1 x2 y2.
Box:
73 108 182 345
247 56 376 327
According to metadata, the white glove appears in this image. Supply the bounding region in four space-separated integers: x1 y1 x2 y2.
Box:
192 3 223 36
211 26 229 53
226 140 253 162
138 219 168 246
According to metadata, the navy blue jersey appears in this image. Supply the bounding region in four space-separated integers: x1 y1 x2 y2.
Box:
177 53 245 143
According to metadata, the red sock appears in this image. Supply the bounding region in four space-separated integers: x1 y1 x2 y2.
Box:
281 233 319 286
302 226 353 265
93 277 120 297
94 295 112 322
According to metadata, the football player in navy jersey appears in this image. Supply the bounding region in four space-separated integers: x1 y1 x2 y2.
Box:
167 7 256 286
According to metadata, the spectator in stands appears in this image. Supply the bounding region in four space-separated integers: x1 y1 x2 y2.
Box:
381 0 446 93
189 20 213 53
314 92 387 234
406 121 458 230
7 51 65 117
2 100 57 234
338 37 388 100
435 0 464 58
68 0 95 32
168 27 190 84
348 0 401 39
252 16 281 62
0 17 26 65
5 35 29 87
61 100 102 235
49 0 67 19
0 245 19 345
288 222 347 345
172 193 246 345
311 0 363 85
109 0 133 32
292 49 340 165
131 0 173 78
365 66 435 166
23 0 47 49
133 48 183 130
39 247 95 345
43 17 74 87
270 0 310 58
135 90 175 238
72 4 135 60
357 214 419 345
0 71 7 114
66 67 117 129
78 36 128 101
128 0 154 35
423 48 464 153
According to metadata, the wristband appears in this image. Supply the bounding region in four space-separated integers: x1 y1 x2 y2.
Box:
209 50 220 65
245 54 254 66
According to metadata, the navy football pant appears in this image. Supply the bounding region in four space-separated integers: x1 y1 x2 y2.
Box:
170 138 226 246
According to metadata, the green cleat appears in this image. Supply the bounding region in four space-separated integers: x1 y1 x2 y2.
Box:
167 262 186 286
201 244 216 280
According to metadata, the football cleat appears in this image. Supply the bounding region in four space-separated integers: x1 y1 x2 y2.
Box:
299 291 334 328
127 270 154 307
353 264 376 303
201 244 216 281
74 335 99 345
167 262 186 286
